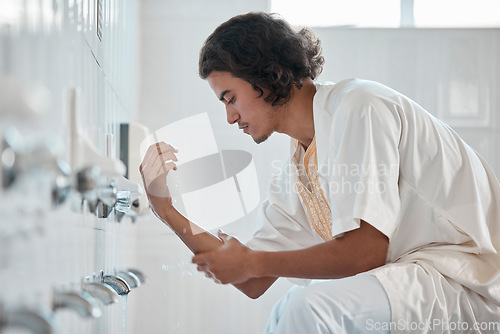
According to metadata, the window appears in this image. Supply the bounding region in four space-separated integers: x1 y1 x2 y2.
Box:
271 0 401 27
413 0 500 27
270 0 500 28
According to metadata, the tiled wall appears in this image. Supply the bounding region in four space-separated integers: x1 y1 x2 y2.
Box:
0 0 140 333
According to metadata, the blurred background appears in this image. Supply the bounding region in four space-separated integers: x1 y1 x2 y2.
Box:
0 0 499 333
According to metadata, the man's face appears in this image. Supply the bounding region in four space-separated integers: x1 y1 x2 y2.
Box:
207 71 281 144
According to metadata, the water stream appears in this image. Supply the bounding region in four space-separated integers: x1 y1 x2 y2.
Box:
122 295 128 334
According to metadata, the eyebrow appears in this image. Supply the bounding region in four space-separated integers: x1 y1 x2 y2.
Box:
218 90 231 101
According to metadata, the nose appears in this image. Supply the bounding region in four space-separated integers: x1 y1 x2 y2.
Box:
226 105 239 125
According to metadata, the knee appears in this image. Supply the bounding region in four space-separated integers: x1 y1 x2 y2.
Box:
272 277 391 334
284 286 320 317
279 285 339 332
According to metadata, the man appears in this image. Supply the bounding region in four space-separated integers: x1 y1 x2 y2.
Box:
140 12 500 334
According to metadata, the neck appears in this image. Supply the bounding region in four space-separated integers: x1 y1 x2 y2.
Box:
275 78 316 149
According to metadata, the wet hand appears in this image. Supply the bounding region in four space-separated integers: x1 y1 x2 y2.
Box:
139 142 178 219
192 231 256 285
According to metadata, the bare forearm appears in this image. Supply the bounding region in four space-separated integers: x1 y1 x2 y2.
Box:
253 243 375 279
251 221 388 280
162 209 277 298
233 277 278 299
161 207 223 254
140 144 277 297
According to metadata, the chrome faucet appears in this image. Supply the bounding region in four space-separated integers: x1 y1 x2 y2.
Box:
93 179 118 218
75 165 101 212
113 175 143 222
81 281 119 305
75 166 118 217
114 189 131 217
52 289 102 318
51 160 72 206
100 271 131 295
127 268 146 284
0 304 58 334
117 270 142 289
1 126 72 206
73 166 144 221
97 180 118 207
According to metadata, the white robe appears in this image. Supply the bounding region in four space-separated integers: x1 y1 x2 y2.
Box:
247 79 500 333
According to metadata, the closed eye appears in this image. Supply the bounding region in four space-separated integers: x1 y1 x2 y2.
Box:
219 90 230 102
219 90 235 105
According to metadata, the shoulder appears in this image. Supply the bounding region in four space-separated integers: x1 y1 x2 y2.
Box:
315 79 402 113
315 79 404 147
319 79 403 121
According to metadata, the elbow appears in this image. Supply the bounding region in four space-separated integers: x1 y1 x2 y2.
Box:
351 241 388 275
352 254 386 276
246 291 263 300
359 245 388 273
358 222 389 272
365 255 387 272
240 285 266 300
235 277 275 300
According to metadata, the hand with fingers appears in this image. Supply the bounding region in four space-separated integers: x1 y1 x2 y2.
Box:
139 142 179 221
191 230 257 285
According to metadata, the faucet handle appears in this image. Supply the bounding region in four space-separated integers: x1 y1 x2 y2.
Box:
112 175 145 222
114 190 131 213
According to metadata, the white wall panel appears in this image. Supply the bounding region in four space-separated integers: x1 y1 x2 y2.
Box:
0 0 140 333
316 27 500 174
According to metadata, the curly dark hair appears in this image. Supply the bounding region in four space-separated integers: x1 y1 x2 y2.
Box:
199 12 324 106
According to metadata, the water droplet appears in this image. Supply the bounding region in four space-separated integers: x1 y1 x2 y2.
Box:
181 270 193 277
